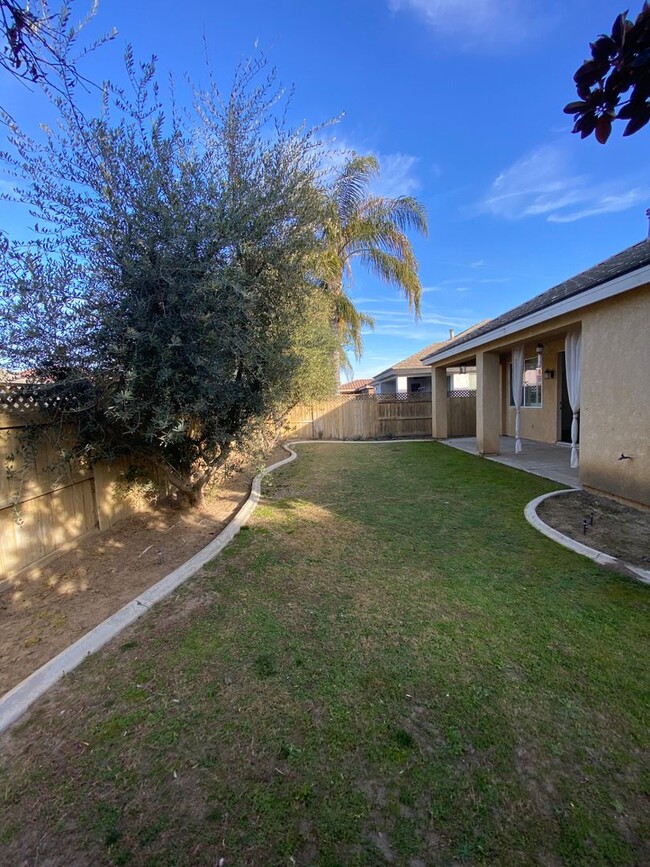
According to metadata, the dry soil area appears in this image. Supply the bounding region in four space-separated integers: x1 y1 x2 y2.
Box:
0 448 286 696
537 489 650 572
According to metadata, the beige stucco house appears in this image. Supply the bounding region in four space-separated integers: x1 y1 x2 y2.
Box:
424 238 650 508
373 325 487 395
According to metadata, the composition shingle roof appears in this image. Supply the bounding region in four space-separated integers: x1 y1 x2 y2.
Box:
375 341 447 378
425 238 650 360
374 320 491 380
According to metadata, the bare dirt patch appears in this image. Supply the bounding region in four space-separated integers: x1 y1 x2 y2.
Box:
0 447 287 696
537 490 650 571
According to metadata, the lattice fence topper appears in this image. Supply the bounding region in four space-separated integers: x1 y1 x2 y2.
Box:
447 389 477 399
376 391 433 401
340 390 475 401
326 392 434 402
0 384 67 414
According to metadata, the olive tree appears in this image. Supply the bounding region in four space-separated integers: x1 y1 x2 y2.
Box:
0 55 335 503
0 0 116 105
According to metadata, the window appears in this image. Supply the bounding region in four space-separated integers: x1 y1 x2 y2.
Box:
510 358 542 408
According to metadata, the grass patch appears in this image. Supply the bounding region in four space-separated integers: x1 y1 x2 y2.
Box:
1 442 648 865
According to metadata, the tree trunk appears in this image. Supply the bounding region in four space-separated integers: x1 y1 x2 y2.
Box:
332 312 342 394
152 444 232 508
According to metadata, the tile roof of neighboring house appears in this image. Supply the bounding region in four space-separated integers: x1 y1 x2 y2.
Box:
340 378 374 393
425 238 650 361
373 320 491 381
0 369 32 384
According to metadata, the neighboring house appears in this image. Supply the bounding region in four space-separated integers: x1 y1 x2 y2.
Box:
340 378 375 395
373 325 486 395
424 238 650 508
0 369 30 384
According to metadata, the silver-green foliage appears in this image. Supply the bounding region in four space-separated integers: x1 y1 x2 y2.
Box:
0 54 335 502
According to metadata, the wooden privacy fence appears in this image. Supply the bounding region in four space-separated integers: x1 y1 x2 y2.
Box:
285 392 476 441
0 385 475 580
0 409 165 580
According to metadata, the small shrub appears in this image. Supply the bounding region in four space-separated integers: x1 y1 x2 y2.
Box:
113 465 159 507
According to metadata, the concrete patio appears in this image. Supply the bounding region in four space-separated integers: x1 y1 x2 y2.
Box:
440 436 580 488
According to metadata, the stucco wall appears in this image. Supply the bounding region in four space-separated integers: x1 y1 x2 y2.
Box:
580 285 650 507
377 379 396 395
429 282 649 505
502 335 566 443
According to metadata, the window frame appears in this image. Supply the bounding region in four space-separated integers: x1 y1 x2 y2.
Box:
509 357 543 408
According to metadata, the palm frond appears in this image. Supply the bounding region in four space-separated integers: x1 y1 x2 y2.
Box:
317 153 427 382
359 247 422 317
362 195 428 237
334 292 374 360
342 220 418 264
331 154 379 224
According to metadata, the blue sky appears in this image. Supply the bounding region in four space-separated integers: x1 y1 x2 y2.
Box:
2 0 649 381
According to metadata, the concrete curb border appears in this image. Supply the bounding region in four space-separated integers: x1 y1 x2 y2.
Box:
524 490 650 586
0 445 299 735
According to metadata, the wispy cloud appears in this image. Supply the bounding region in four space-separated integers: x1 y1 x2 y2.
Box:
476 145 650 223
360 308 476 340
323 139 421 197
388 0 555 50
372 152 421 197
0 178 21 196
361 326 430 340
362 323 471 340
546 191 649 224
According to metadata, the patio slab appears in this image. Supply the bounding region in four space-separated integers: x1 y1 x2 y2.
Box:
440 436 580 488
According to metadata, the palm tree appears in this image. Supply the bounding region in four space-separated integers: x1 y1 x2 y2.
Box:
319 154 429 385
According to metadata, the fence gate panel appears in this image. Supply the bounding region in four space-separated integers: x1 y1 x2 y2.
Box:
447 391 477 437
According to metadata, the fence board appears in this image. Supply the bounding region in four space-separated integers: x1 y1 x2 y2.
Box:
0 478 97 577
447 395 476 437
0 424 93 509
0 415 165 580
286 393 476 441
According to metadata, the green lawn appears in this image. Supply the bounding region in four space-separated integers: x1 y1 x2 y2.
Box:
1 442 648 866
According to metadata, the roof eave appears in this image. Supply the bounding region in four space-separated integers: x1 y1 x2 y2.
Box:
373 367 430 383
423 263 650 366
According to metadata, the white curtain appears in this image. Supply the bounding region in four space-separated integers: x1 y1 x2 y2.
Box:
512 345 524 454
565 331 581 469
